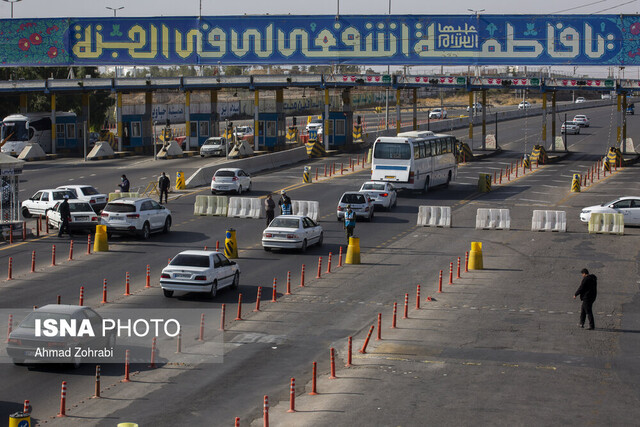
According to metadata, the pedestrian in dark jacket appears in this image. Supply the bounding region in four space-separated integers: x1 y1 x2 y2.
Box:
264 194 276 227
58 195 72 238
278 190 292 215
574 268 597 330
118 174 130 192
158 172 170 203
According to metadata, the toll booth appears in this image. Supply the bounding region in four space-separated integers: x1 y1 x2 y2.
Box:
325 111 353 148
189 112 214 148
52 113 80 153
256 112 286 150
120 114 144 150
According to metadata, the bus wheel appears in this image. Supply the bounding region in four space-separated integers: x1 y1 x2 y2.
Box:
445 171 452 187
422 177 430 194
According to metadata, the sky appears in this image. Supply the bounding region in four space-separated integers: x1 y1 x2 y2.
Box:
2 0 639 18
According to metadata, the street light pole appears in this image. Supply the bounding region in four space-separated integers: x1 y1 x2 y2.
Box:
385 0 391 130
105 6 123 17
3 0 22 18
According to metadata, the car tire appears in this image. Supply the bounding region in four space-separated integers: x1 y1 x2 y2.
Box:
201 154 205 157
163 216 171 233
369 211 374 222
337 216 341 222
12 359 25 366
163 289 174 298
21 207 31 219
423 177 430 194
445 171 452 187
263 246 271 251
247 181 252 192
317 232 323 247
301 239 308 253
237 186 242 195
231 272 239 289
141 222 151 240
209 281 218 298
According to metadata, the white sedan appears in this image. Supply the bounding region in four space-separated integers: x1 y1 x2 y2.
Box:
429 108 447 119
47 201 100 232
572 115 590 127
160 250 240 298
580 196 640 225
359 181 398 210
561 121 580 134
211 168 252 195
518 101 532 109
262 215 323 252
57 185 108 213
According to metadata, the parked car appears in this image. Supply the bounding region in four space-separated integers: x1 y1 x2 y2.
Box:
57 185 108 213
575 97 586 103
561 121 580 134
336 191 374 222
466 102 483 112
359 181 397 210
518 101 532 109
233 126 253 140
211 168 252 194
262 215 323 252
21 189 76 218
100 197 171 239
88 132 100 146
580 196 640 225
627 103 635 115
306 117 323 135
429 108 447 119
6 305 115 367
47 201 100 232
200 137 228 157
572 115 590 127
160 250 239 298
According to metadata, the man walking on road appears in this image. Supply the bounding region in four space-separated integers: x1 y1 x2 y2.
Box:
58 195 72 238
158 172 170 204
574 268 598 330
264 194 276 227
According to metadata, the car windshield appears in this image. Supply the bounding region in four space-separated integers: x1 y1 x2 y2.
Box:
170 254 210 268
19 311 72 329
269 218 299 228
215 170 235 177
341 193 366 204
362 183 386 191
80 187 99 196
236 127 251 133
69 202 93 212
104 203 136 213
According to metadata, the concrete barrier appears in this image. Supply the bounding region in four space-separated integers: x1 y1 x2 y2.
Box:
476 208 510 230
87 141 116 160
292 201 320 221
588 213 624 235
186 146 309 188
417 206 451 227
108 192 140 202
228 197 263 219
531 210 566 232
18 143 47 161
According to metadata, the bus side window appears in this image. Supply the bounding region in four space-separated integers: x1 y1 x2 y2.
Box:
414 143 421 159
424 141 431 157
419 141 426 158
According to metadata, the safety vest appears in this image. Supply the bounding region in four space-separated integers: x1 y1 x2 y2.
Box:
345 211 356 227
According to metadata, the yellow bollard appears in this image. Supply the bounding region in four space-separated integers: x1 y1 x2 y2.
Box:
8 412 31 427
345 237 360 264
571 173 581 193
367 148 373 164
116 424 139 427
478 173 491 192
93 224 109 252
175 171 185 190
468 241 483 270
303 166 311 183
224 228 238 259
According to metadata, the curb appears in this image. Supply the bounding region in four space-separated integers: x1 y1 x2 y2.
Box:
158 151 198 160
87 152 134 161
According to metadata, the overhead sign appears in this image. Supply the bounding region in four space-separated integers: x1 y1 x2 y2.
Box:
474 77 541 87
397 76 466 86
0 15 639 66
545 78 615 88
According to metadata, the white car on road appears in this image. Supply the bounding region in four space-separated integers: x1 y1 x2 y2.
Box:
100 197 171 239
518 101 532 109
561 121 580 134
336 191 374 221
211 168 252 194
359 181 397 210
467 102 483 112
160 250 240 298
262 215 323 252
575 97 586 103
21 189 76 218
580 197 640 225
429 108 447 119
56 185 108 213
47 201 100 232
572 115 590 127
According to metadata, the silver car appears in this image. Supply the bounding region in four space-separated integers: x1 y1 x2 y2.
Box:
359 181 398 211
561 121 580 134
200 137 228 157
262 215 323 252
210 168 252 194
336 191 374 221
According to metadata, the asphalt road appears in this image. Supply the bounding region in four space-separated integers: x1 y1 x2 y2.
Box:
0 103 637 425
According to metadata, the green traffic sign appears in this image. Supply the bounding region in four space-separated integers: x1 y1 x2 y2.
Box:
530 78 540 86
382 75 391 83
605 80 614 87
456 77 466 85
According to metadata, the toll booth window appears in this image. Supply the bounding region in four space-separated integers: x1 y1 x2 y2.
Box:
327 120 334 136
266 121 276 137
78 127 84 141
131 122 141 138
199 121 210 137
66 123 76 139
336 119 345 136
190 122 198 138
56 124 65 138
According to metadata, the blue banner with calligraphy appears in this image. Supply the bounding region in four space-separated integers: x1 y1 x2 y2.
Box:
0 15 639 67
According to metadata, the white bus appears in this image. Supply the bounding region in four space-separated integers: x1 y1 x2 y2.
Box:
371 131 458 192
1 112 78 155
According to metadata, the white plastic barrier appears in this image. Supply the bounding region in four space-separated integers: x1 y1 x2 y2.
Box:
292 200 320 221
417 206 451 227
475 208 511 230
207 196 229 216
194 195 208 215
588 213 624 235
228 197 263 219
531 210 566 232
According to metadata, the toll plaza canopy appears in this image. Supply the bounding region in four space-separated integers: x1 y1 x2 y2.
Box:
0 15 639 67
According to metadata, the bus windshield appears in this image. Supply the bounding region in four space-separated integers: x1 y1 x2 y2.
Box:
1 121 29 141
373 142 411 160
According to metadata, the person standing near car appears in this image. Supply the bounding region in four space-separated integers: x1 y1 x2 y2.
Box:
158 172 170 204
344 205 356 241
118 174 130 193
574 268 598 330
278 190 292 215
58 194 72 238
264 194 276 226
